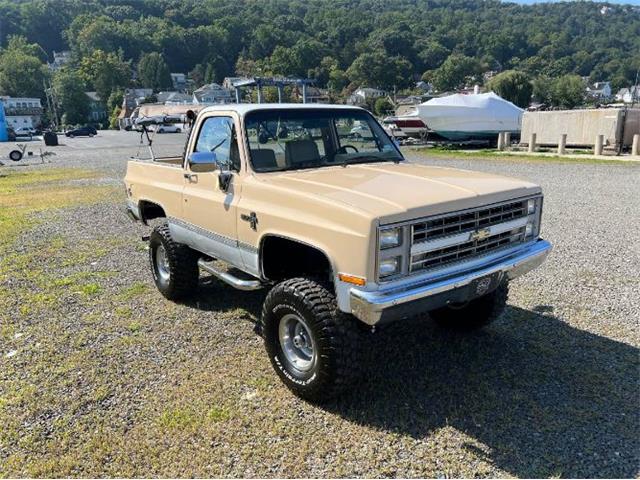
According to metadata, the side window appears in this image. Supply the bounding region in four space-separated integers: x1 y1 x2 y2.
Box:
194 116 240 171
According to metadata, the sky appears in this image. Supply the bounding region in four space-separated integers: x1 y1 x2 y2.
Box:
506 0 640 4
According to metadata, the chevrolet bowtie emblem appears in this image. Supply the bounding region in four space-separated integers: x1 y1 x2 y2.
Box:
469 228 491 242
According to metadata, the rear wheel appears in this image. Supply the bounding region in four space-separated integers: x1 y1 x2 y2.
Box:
261 277 363 403
148 224 199 301
176 128 181 133
9 150 23 161
431 281 509 331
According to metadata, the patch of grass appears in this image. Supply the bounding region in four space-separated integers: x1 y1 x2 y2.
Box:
207 406 231 422
127 321 142 333
0 168 116 250
409 146 635 165
115 306 133 319
118 281 149 300
158 407 199 430
78 283 101 296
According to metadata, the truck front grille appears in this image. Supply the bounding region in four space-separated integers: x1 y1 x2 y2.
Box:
412 199 527 244
410 226 526 272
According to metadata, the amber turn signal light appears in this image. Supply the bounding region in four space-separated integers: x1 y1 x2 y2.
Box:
338 273 366 286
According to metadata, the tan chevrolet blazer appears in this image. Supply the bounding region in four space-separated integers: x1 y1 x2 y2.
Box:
125 103 551 402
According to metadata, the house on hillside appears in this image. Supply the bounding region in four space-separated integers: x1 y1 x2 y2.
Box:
615 86 640 104
586 82 612 100
157 91 193 105
193 83 232 104
347 87 386 106
0 96 43 129
117 88 154 130
222 77 250 90
85 92 107 123
170 73 187 92
48 51 72 71
291 86 330 104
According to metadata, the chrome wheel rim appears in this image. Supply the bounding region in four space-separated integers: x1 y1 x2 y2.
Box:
279 313 316 373
155 245 170 281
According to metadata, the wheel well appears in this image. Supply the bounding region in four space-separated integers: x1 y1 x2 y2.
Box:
261 236 333 284
139 200 166 223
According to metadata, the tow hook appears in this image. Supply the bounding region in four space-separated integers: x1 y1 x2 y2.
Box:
141 234 150 242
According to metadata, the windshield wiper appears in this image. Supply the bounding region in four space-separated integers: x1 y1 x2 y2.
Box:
342 155 401 167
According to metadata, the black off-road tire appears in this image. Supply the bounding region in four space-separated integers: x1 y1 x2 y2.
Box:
148 223 199 301
261 277 363 403
9 150 23 162
431 281 509 331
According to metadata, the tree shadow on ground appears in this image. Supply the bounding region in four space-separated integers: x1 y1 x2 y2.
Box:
326 306 639 478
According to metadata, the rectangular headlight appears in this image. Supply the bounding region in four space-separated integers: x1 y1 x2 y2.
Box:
379 256 400 277
379 227 401 249
527 198 536 214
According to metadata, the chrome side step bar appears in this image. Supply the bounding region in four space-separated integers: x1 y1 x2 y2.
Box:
197 258 264 291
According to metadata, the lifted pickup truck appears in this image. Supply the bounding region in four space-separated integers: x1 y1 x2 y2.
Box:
125 103 551 402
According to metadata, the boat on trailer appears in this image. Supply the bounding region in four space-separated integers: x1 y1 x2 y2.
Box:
416 92 523 141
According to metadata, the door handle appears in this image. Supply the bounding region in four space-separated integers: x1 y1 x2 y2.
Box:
183 173 197 182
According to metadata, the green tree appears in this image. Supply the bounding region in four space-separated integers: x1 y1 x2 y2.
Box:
52 69 90 124
79 50 131 105
533 75 585 109
137 52 172 91
0 44 49 98
346 52 413 90
486 70 533 108
374 97 393 116
427 54 483 92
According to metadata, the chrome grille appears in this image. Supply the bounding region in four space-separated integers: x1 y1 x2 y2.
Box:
412 200 528 244
411 226 527 272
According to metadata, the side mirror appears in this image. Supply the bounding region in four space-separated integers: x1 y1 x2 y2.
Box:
188 151 217 172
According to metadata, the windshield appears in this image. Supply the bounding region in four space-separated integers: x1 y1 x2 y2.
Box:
245 108 403 172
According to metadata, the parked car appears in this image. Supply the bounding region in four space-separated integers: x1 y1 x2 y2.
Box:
65 126 97 138
15 126 40 136
124 104 552 402
150 124 182 133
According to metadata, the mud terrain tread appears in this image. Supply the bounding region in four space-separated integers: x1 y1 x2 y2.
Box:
261 277 363 402
149 223 199 301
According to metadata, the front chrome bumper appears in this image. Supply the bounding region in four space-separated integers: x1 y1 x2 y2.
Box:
350 239 552 325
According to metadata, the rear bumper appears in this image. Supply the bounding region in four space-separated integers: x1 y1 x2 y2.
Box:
350 239 552 325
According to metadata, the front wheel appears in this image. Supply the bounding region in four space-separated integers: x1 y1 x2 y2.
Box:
148 224 199 301
261 278 363 403
9 150 23 161
430 281 509 331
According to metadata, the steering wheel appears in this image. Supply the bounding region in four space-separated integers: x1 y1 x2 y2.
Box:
337 145 359 154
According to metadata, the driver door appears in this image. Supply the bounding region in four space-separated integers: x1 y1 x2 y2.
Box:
181 114 244 268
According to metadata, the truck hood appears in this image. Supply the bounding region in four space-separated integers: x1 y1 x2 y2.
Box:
258 162 541 224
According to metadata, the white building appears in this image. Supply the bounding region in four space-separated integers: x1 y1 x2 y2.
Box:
170 73 187 92
193 83 232 104
347 87 386 106
615 86 640 104
586 81 612 100
0 96 43 129
48 50 72 71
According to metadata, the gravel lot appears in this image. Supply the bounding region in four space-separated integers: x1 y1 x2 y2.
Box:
1 131 638 477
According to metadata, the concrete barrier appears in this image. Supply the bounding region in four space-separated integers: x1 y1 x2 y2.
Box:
558 134 567 155
594 135 604 155
528 133 536 153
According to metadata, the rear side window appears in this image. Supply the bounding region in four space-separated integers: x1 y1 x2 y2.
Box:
194 116 240 171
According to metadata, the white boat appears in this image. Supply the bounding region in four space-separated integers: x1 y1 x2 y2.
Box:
382 112 427 138
416 92 523 141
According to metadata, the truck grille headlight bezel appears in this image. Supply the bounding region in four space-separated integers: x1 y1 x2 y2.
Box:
379 256 401 277
379 227 402 249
